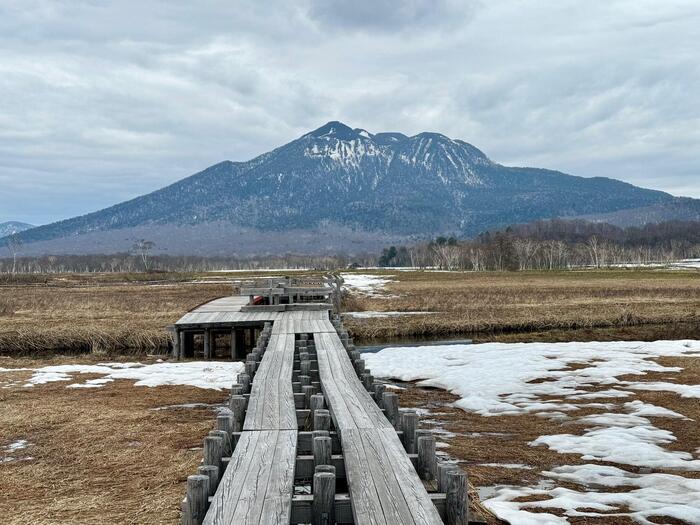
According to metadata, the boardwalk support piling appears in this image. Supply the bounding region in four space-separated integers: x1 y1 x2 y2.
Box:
437 461 459 493
209 429 232 458
382 392 400 429
203 435 224 473
229 396 246 432
182 474 209 525
312 469 336 525
313 436 332 468
314 409 331 431
401 410 418 453
417 433 437 481
197 465 219 497
446 469 469 525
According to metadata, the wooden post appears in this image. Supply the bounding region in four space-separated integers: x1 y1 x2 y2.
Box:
313 436 332 468
417 434 437 481
355 359 365 376
310 393 325 423
303 385 315 409
203 329 211 360
230 329 237 359
361 372 373 391
173 329 181 359
300 360 312 377
312 469 336 525
437 462 459 493
314 409 331 431
209 429 232 458
382 392 400 429
230 396 246 432
237 373 251 394
217 413 234 440
183 475 209 525
446 470 469 525
401 410 418 453
300 375 311 387
373 383 386 405
180 331 188 359
245 360 256 377
197 465 219 497
203 435 224 472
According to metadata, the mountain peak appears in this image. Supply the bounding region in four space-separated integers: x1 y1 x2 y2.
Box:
306 121 364 140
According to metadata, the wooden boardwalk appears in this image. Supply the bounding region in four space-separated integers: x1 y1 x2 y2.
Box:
179 277 472 525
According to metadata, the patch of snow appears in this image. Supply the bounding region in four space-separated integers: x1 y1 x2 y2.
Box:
4 439 29 452
364 340 700 416
532 423 700 470
340 273 395 296
494 464 700 525
624 381 700 398
366 339 700 524
477 463 534 470
624 400 689 419
6 361 244 390
151 402 221 411
343 311 435 319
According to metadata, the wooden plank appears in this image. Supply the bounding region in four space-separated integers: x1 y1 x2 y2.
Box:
244 333 296 431
203 430 297 525
341 429 387 525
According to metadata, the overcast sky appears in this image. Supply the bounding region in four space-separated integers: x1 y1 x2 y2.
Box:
1 0 699 225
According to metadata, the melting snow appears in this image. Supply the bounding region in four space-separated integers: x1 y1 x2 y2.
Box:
343 311 435 318
365 339 700 523
364 340 700 416
484 465 700 525
1 439 32 463
340 273 395 296
2 361 244 390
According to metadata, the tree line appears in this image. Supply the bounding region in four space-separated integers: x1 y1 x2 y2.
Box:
2 219 698 274
377 219 700 270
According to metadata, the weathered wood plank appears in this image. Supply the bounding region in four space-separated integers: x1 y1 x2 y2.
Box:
203 430 297 525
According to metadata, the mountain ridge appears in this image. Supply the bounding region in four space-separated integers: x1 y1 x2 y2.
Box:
4 121 697 256
0 221 35 238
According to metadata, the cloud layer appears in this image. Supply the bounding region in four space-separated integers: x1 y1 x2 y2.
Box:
1 0 698 225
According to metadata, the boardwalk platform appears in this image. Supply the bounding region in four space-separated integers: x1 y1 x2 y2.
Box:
180 277 472 525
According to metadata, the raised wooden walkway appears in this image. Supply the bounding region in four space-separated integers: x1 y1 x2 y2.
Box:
178 277 472 525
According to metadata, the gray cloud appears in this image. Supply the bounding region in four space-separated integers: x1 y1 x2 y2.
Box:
0 0 698 225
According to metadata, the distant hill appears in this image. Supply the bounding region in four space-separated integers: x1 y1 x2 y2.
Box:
0 221 34 238
4 121 697 256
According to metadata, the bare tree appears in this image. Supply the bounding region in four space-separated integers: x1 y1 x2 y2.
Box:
132 239 155 271
6 233 22 275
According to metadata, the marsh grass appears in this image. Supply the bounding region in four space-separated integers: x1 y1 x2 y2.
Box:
342 269 700 342
0 276 231 355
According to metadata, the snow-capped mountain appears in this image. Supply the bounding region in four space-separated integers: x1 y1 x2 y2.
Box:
0 221 34 238
5 122 697 255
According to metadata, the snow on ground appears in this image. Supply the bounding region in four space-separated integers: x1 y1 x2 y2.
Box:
343 311 435 319
365 340 700 523
364 340 700 416
0 361 244 390
340 273 395 296
1 439 32 463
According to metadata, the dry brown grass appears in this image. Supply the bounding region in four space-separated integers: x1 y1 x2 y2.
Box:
342 269 700 342
0 278 231 355
0 355 228 524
